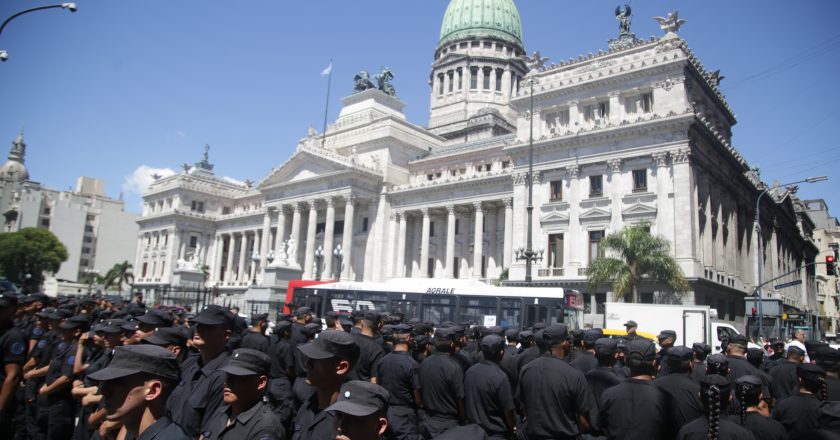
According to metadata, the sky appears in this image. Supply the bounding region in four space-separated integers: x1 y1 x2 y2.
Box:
1 1 838 215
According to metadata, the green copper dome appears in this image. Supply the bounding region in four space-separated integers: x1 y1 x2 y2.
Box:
439 0 523 49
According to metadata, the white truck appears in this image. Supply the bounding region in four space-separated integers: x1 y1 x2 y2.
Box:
604 302 741 352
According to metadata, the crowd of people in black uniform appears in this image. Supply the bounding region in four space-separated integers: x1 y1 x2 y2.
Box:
1 290 839 440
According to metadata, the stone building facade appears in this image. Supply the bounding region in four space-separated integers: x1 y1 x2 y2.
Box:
134 0 821 331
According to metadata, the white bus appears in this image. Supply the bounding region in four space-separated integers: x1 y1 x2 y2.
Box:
288 278 584 330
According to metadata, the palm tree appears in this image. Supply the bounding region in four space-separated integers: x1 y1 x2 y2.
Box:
103 260 134 294
586 225 688 303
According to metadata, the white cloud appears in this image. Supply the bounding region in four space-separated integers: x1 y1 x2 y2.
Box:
122 165 176 196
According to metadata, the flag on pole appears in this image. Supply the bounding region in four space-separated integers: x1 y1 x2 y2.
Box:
321 62 333 77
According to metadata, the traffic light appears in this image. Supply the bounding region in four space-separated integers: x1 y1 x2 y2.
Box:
751 307 757 317
827 255 837 276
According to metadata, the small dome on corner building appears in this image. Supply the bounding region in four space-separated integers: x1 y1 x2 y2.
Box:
439 0 523 50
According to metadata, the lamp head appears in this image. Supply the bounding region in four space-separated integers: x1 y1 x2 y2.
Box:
62 3 77 12
805 176 828 183
0 50 7 62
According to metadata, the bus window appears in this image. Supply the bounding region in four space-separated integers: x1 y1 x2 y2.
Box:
422 295 456 325
525 305 548 328
291 288 309 311
306 294 324 318
328 291 355 314
500 298 522 329
356 291 388 313
390 300 417 321
458 297 498 326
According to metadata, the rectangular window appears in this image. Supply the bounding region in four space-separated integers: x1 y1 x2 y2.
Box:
584 101 609 122
429 221 435 237
361 217 369 233
427 258 435 278
501 161 510 169
470 67 478 89
222 207 231 215
495 69 503 91
589 175 603 197
589 230 604 263
453 258 460 279
550 180 563 201
457 68 463 90
549 233 564 268
44 207 52 215
316 222 326 234
448 71 454 93
422 294 455 324
455 218 460 235
427 174 434 181
546 109 570 133
450 169 457 177
500 298 522 328
190 201 204 213
82 247 90 254
458 296 498 325
484 164 491 172
83 236 93 243
80 259 89 267
40 219 50 228
483 67 491 90
189 236 198 248
641 92 653 113
626 93 654 114
438 74 445 96
632 169 647 192
85 225 94 232
141 262 148 277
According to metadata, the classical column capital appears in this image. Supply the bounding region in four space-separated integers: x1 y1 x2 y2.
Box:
343 194 357 206
473 201 483 212
446 205 456 215
504 198 513 209
671 148 691 164
325 196 335 208
420 207 430 217
566 164 580 179
652 151 669 168
607 158 623 174
305 200 319 211
292 202 302 213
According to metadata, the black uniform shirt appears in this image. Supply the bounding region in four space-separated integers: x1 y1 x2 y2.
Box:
291 392 337 440
826 376 840 401
0 322 27 384
203 400 285 440
690 362 706 383
137 415 191 440
240 330 270 355
269 337 295 379
463 361 514 437
599 378 671 440
514 345 540 374
418 351 464 418
289 323 308 349
656 347 671 376
374 350 420 407
653 373 701 432
45 340 79 400
518 353 594 440
166 351 230 438
725 412 786 440
771 393 822 437
348 333 385 381
676 417 756 440
584 367 621 409
569 351 597 375
768 360 799 400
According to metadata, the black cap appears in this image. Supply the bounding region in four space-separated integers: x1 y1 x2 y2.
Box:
692 342 711 355
250 313 268 323
193 305 235 328
326 380 390 416
583 329 603 345
136 308 174 327
623 320 638 328
434 327 456 342
815 346 840 365
295 307 312 318
221 348 271 376
36 307 56 318
485 326 505 337
797 363 826 381
787 345 806 357
542 324 569 345
142 327 187 347
518 330 534 342
362 310 381 323
733 375 763 389
0 292 19 308
99 319 125 334
728 334 748 347
769 338 784 347
627 339 656 361
303 323 323 337
706 354 730 376
21 292 49 304
121 320 139 333
668 346 694 363
60 314 90 331
392 324 412 334
657 330 677 340
87 345 179 382
505 328 519 342
274 320 292 333
298 330 360 363
480 335 506 353
594 338 618 356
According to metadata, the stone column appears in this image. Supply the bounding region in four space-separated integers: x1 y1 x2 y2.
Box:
473 202 484 278
487 205 498 277
385 212 397 279
341 195 356 280
178 231 187 260
213 233 224 283
169 229 180 272
445 205 456 278
671 148 696 269
322 197 336 279
237 232 248 283
289 203 302 266
303 201 319 280
503 198 513 269
420 208 431 278
607 159 623 233
566 165 582 268
276 206 287 249
653 152 673 251
395 212 406 278
259 210 272 281
225 234 236 284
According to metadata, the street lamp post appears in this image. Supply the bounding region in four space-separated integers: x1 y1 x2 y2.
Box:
333 244 343 280
754 175 827 339
314 246 325 281
0 3 77 62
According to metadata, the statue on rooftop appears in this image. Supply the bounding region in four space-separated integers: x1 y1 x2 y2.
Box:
353 70 375 93
375 67 396 96
615 5 632 36
654 11 687 34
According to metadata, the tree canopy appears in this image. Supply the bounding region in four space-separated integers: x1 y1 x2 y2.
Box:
0 227 68 292
103 260 134 294
586 225 688 303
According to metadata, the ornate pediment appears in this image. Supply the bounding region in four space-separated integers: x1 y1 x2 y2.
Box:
540 210 570 227
622 202 657 220
580 207 612 222
258 147 382 190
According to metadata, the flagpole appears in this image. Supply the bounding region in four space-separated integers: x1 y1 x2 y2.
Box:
321 59 332 148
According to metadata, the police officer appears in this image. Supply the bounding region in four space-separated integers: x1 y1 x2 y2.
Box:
350 310 385 382
326 380 390 440
570 329 600 375
814 345 840 400
676 375 754 440
0 292 26 432
690 343 710 383
768 346 804 401
40 314 88 439
374 323 421 440
655 330 676 376
584 337 621 436
268 320 297 427
142 326 188 361
623 320 640 341
134 308 174 341
518 324 593 440
653 346 701 433
167 304 234 438
771 363 827 437
290 307 313 349
241 313 270 354
417 327 465 438
202 348 285 439
463 335 515 440
729 375 785 440
88 344 189 439
292 330 361 440
599 339 671 439
763 339 785 372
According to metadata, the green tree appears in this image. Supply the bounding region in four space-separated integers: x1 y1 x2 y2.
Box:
586 225 688 303
103 260 134 294
0 227 68 292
